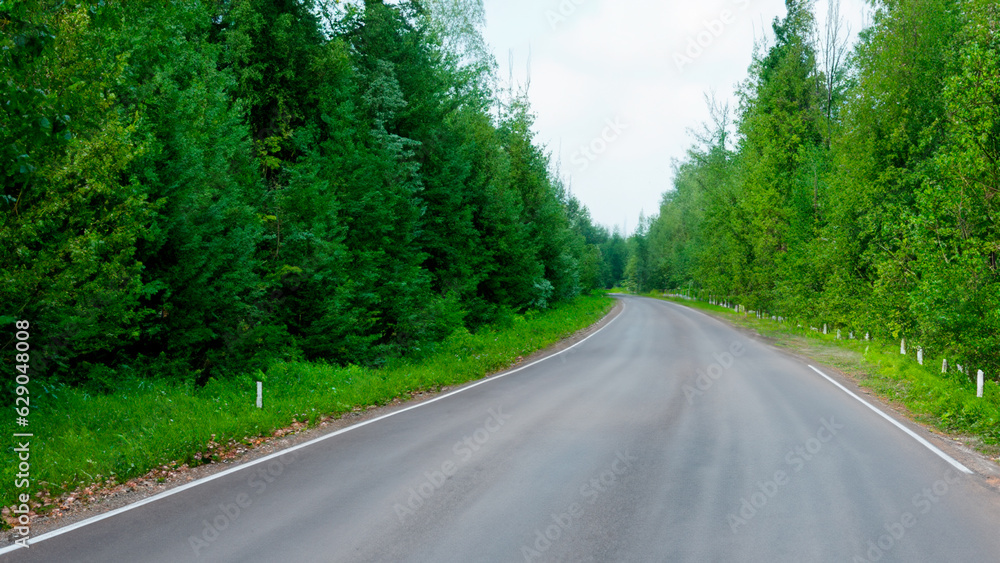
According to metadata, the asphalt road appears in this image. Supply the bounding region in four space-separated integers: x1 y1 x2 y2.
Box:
4 295 1000 562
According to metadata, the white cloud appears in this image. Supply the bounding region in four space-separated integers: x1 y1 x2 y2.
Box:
482 0 869 233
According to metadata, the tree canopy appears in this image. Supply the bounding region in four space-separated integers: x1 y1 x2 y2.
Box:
626 0 1000 376
1 0 614 388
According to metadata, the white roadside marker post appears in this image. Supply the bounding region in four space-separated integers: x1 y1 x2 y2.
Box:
917 347 923 366
978 370 985 398
942 359 948 373
901 338 906 355
257 381 263 409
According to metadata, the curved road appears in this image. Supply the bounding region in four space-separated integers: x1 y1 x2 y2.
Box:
4 295 1000 562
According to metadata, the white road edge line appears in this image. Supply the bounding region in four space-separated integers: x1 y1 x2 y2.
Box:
808 365 973 475
0 301 625 555
652 295 973 475
650 297 973 475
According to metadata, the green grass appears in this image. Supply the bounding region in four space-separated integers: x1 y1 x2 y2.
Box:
0 294 614 514
652 293 1000 458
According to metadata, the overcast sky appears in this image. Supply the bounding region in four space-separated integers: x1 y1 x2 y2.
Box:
480 0 868 234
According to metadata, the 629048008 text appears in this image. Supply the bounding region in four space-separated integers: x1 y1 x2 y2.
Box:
11 320 33 548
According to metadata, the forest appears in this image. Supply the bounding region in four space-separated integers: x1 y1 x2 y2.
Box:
1 0 630 391
625 0 1000 376
6 0 997 390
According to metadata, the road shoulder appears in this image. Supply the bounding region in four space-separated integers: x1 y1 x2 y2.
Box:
0 298 625 546
657 295 1000 487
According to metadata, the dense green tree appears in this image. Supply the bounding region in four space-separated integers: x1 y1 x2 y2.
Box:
565 196 606 293
633 0 999 375
0 0 613 388
1 3 157 379
733 0 824 312
599 231 629 289
909 0 1000 369
498 95 580 306
823 0 962 337
101 1 269 378
624 213 654 292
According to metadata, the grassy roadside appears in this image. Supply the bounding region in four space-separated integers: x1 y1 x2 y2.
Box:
0 294 615 517
647 292 1000 462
